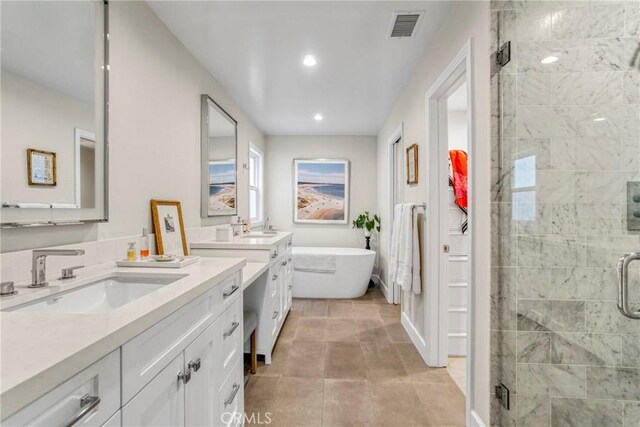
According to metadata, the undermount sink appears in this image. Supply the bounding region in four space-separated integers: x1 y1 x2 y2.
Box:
5 273 187 314
242 231 278 238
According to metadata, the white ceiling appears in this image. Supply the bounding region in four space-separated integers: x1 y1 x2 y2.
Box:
0 1 97 104
148 1 452 136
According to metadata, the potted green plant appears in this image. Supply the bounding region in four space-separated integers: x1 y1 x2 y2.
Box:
352 211 381 250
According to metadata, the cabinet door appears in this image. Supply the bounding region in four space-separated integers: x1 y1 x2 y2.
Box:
122 354 185 427
285 253 293 311
184 315 223 427
278 261 286 323
268 264 279 299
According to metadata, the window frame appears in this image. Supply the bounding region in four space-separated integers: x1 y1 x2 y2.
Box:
248 142 264 226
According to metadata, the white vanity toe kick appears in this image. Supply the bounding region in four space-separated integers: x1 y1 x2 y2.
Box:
0 257 246 421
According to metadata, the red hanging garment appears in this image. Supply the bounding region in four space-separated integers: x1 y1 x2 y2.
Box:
449 149 468 233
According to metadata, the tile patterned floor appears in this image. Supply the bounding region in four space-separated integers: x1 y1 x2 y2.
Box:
447 357 466 396
244 287 465 426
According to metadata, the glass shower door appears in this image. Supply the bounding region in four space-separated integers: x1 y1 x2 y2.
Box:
490 1 640 425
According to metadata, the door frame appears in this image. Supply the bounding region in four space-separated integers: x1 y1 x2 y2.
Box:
424 39 475 421
384 122 404 305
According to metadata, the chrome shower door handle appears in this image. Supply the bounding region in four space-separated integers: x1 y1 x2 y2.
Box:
617 252 640 319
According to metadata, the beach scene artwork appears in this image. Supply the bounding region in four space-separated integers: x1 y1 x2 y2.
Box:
294 159 349 224
209 160 236 214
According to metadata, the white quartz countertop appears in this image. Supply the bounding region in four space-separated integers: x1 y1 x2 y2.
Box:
242 262 269 290
190 231 293 250
0 257 246 420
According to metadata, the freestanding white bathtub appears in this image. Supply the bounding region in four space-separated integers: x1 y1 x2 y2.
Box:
292 247 376 299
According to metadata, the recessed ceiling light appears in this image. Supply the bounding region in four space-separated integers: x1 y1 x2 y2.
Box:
541 55 558 64
593 117 606 122
314 113 323 121
303 55 317 67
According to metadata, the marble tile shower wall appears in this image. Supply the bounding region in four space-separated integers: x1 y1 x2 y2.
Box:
490 1 640 426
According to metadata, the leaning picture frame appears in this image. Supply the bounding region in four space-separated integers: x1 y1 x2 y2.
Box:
151 199 188 256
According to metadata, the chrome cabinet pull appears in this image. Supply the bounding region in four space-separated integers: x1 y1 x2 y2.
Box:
271 251 278 259
188 358 201 372
282 260 287 266
617 252 640 319
288 285 293 290
177 368 192 384
224 321 240 338
223 284 239 298
272 274 278 280
224 383 241 407
272 311 279 319
63 394 100 427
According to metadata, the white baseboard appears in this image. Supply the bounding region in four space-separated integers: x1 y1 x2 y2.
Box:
372 274 393 304
401 312 430 365
469 410 487 427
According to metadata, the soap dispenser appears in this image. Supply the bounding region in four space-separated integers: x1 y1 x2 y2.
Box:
127 242 137 261
140 228 150 259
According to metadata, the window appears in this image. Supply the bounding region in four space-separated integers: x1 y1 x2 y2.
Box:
249 143 264 225
512 155 536 221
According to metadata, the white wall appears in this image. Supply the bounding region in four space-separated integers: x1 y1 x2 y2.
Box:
265 135 377 249
1 1 265 252
1 71 94 205
447 111 468 152
375 1 490 423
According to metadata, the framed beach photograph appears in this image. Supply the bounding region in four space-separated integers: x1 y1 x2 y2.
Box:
151 199 189 256
294 159 350 224
208 160 236 215
406 144 418 185
27 148 57 186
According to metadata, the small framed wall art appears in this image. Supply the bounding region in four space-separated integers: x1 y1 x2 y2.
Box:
151 199 189 255
27 148 57 186
406 144 418 185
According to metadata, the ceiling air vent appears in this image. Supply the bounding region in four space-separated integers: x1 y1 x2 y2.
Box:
389 11 424 38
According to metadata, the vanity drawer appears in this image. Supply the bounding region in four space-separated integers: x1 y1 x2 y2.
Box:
121 272 239 404
221 273 241 309
269 246 280 265
220 296 243 373
4 350 120 427
218 357 244 427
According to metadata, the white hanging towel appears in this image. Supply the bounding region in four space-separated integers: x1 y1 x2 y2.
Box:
396 203 422 294
388 203 404 284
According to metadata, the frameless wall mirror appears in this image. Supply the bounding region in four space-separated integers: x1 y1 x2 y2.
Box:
1 0 108 228
201 95 238 217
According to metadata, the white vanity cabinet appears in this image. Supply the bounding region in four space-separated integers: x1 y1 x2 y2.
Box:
6 270 244 427
191 232 293 364
122 272 244 427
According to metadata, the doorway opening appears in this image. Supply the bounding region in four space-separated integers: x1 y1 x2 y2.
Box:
384 123 404 304
424 40 475 424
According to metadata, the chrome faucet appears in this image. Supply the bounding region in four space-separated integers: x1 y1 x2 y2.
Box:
31 249 85 288
263 217 271 232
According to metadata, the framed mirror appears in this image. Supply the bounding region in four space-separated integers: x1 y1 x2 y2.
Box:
1 0 109 227
201 95 238 217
